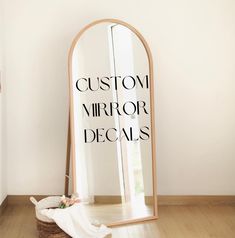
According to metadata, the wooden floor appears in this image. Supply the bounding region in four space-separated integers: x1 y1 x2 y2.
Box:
0 204 235 237
84 202 152 224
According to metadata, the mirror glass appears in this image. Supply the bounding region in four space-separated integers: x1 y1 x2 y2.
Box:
70 21 155 225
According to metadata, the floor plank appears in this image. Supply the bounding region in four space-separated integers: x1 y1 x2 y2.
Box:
0 204 235 237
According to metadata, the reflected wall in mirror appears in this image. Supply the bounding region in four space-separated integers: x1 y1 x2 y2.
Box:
68 19 157 226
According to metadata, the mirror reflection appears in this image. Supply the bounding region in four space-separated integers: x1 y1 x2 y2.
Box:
71 22 154 225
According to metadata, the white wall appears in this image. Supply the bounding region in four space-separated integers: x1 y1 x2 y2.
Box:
0 0 7 204
2 0 235 196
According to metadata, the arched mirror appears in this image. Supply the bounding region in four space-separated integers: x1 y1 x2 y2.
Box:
67 19 157 226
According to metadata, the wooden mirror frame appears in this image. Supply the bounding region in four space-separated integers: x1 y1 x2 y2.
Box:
65 18 158 226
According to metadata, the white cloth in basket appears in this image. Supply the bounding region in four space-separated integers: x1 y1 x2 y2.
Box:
40 203 112 238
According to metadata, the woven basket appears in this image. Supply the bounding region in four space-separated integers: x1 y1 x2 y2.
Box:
30 197 71 238
36 218 70 238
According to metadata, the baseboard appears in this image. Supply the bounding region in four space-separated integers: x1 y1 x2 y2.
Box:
94 195 122 204
145 195 235 205
3 195 235 207
145 196 153 205
7 195 53 206
0 196 8 215
7 195 123 205
158 195 235 205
